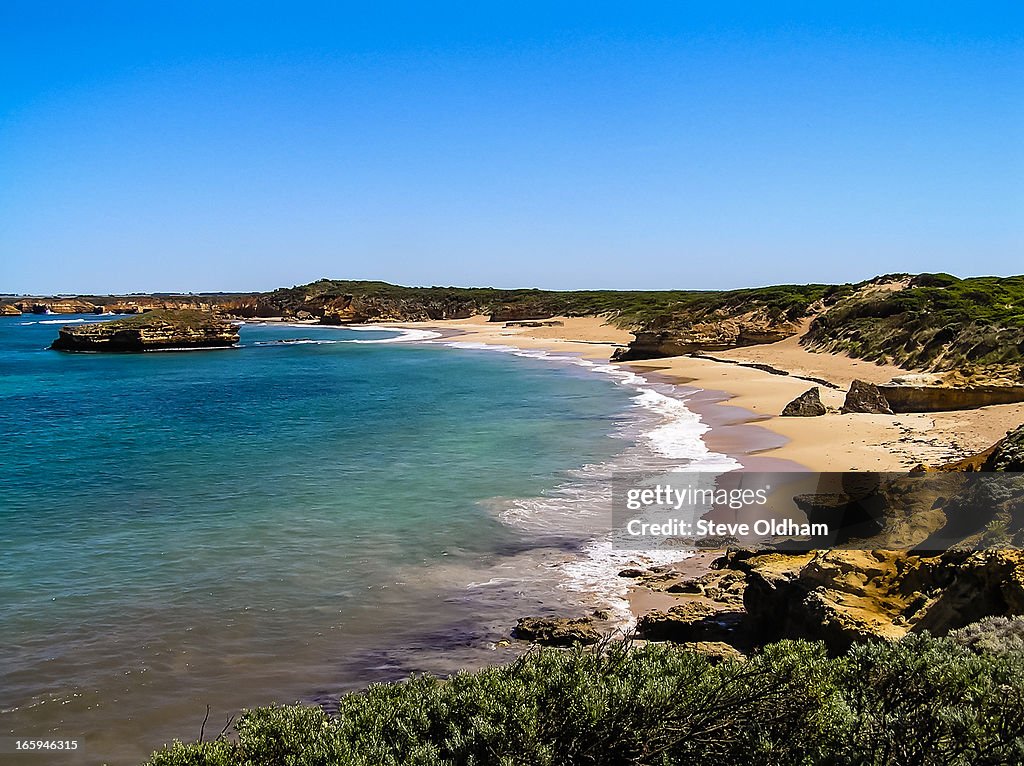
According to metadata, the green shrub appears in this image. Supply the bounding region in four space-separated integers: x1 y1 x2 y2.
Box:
145 632 1024 766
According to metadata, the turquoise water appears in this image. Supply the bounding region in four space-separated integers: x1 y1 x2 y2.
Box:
0 316 657 764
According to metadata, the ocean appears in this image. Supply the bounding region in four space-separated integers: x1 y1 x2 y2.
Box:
0 315 734 765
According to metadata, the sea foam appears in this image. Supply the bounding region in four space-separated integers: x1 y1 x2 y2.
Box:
438 338 741 625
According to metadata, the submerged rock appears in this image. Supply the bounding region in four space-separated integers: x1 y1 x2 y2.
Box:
841 380 893 414
781 387 826 417
50 309 239 352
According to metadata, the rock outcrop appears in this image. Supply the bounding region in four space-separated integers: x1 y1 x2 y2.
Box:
984 425 1024 472
781 387 826 417
0 304 21 315
613 309 802 361
512 616 602 646
880 372 1024 413
50 310 239 352
841 380 893 414
635 548 1024 655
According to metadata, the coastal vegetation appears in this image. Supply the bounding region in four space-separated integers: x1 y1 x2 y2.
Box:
802 274 1024 371
253 278 841 327
26 271 1024 370
228 273 1024 372
146 627 1024 766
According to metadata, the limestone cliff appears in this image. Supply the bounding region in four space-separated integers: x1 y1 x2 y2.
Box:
880 371 1024 412
50 310 239 352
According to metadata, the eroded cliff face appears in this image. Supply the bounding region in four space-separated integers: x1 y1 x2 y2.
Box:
612 307 803 361
881 371 1024 412
17 299 98 314
14 297 223 315
50 310 239 352
222 292 482 323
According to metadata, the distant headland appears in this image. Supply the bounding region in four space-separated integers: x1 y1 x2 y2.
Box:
8 273 1024 401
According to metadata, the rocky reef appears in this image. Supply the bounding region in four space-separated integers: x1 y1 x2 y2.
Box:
50 310 239 352
512 616 603 646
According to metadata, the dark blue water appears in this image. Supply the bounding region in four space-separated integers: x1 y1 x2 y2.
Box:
0 316 640 764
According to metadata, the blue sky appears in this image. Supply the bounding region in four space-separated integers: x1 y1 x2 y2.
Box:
1 2 1021 294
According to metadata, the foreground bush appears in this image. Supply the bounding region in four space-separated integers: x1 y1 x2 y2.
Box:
146 633 1024 766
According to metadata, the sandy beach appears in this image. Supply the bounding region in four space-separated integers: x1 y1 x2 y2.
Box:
368 314 1024 625
380 314 1024 473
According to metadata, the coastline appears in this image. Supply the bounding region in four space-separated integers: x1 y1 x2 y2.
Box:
375 314 1024 472
367 314 1024 628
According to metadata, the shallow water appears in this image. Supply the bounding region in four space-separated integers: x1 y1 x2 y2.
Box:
0 316 729 764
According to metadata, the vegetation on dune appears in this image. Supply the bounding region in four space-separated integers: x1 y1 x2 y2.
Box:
803 274 1024 371
146 628 1024 766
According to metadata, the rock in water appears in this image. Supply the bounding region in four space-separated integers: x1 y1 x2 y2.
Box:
841 379 893 414
50 310 239 352
781 387 826 417
512 616 601 646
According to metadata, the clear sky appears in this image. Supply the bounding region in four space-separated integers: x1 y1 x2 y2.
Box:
1 2 1021 294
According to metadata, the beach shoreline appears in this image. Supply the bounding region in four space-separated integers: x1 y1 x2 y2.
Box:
359 314 1024 626
369 314 1024 470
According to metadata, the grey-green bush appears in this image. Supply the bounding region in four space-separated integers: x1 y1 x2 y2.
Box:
145 632 1024 766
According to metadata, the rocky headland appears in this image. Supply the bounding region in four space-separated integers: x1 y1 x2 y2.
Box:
50 309 239 352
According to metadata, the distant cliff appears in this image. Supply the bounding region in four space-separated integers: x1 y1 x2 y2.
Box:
50 310 239 352
218 278 692 324
25 272 1024 376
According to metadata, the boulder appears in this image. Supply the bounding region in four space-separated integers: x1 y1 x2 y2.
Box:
636 601 745 643
841 380 893 414
781 387 826 417
512 617 601 646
